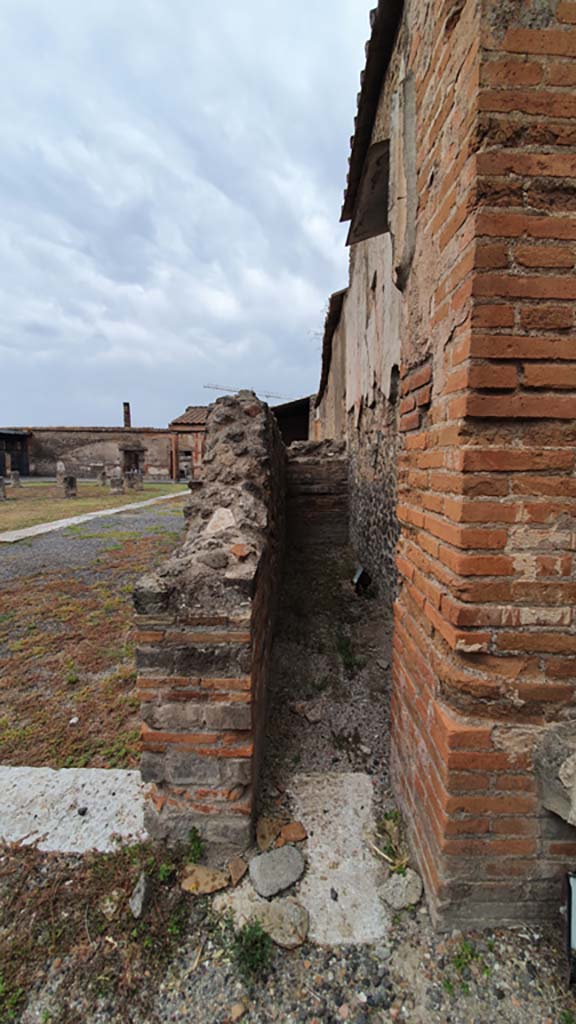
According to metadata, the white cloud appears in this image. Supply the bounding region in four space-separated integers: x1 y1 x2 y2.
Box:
0 0 371 425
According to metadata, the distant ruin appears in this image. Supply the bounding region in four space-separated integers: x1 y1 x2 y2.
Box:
0 403 207 482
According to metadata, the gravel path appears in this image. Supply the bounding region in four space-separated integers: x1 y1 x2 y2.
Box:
0 501 186 584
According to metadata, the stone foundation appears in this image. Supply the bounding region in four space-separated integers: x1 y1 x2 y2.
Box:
134 393 285 858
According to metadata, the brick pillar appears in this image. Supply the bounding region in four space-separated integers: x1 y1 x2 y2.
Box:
134 393 285 858
391 0 576 927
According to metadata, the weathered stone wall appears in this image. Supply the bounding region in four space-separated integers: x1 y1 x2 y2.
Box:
134 393 285 857
27 427 172 478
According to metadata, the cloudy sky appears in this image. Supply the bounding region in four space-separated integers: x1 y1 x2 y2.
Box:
0 0 370 427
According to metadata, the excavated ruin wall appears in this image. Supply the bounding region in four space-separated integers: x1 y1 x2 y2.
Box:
133 393 286 857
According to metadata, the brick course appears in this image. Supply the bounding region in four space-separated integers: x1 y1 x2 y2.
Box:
319 0 576 928
391 0 576 927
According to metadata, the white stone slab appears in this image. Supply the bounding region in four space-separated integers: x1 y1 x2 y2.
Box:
0 491 188 544
291 772 390 944
0 766 146 852
217 772 390 946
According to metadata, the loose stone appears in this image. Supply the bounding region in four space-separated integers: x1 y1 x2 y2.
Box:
381 868 423 910
228 856 248 887
254 897 309 949
249 845 305 898
280 821 307 843
256 816 284 852
181 865 230 895
129 871 148 919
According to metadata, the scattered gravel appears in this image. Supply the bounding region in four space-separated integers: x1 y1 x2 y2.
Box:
0 503 185 584
7 497 576 1024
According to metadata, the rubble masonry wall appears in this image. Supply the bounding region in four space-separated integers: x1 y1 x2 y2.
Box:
133 393 285 858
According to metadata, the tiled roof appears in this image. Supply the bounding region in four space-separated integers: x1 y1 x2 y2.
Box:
341 0 404 223
169 406 209 427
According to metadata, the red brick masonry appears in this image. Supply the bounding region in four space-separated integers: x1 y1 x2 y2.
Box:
391 0 576 926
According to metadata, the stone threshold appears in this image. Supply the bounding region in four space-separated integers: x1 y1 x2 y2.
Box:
0 491 188 544
0 766 145 853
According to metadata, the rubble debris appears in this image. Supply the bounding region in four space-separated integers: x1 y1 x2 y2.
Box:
181 865 230 895
249 846 305 899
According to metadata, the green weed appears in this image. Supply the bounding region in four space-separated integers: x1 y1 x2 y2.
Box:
187 827 204 865
452 939 478 973
0 972 25 1022
231 921 273 984
336 633 366 676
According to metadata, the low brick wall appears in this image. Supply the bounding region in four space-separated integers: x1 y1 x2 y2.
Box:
287 441 349 547
134 393 285 857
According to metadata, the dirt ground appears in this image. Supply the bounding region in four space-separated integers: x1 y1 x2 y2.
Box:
0 504 185 769
2 519 575 1024
0 481 183 532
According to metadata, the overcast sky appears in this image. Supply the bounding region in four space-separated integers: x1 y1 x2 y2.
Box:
0 0 370 427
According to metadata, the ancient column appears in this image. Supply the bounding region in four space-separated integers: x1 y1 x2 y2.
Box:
110 467 125 494
63 476 77 498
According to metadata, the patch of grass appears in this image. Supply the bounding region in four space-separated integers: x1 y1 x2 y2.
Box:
96 729 140 768
0 515 182 770
158 861 177 885
0 971 25 1023
371 809 409 875
0 719 33 746
560 1012 576 1024
442 977 455 996
63 752 92 768
336 632 366 677
0 482 186 533
452 939 478 973
231 921 273 985
65 661 80 686
440 938 491 999
187 827 204 865
0 838 202 1023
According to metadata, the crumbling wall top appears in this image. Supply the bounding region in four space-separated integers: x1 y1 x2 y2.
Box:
134 391 284 620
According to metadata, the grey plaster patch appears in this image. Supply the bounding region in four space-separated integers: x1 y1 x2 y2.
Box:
0 766 146 852
0 491 187 544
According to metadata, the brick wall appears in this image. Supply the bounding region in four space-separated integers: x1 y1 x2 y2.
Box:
133 393 285 858
287 441 349 548
390 0 576 926
314 0 576 926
